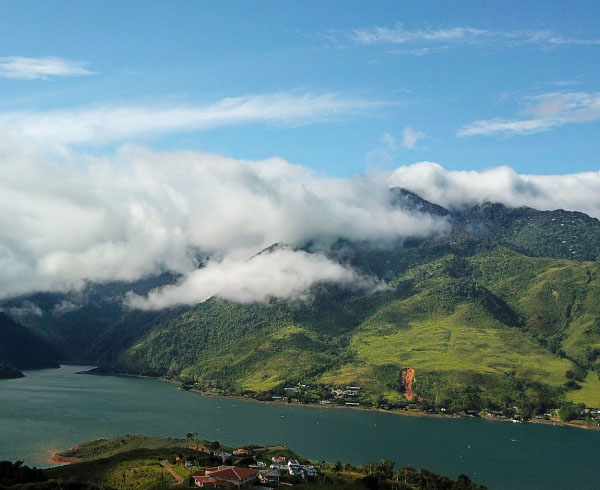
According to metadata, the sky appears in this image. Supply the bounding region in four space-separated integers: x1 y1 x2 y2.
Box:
1 0 599 176
1 1 600 307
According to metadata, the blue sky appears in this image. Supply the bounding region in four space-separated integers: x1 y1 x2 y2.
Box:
1 0 599 176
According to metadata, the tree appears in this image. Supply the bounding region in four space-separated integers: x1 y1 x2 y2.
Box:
558 402 578 422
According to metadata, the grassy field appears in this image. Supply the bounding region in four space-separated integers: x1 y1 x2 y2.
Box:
47 435 219 490
566 371 600 407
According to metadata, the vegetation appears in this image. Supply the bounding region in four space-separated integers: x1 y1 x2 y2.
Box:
113 242 600 416
3 192 600 416
0 364 24 379
0 313 60 369
18 434 487 490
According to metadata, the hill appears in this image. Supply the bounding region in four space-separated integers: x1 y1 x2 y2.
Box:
0 363 24 379
117 242 600 414
3 190 600 413
35 434 485 490
0 312 61 369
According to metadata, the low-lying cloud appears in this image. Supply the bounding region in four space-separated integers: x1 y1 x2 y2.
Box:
0 139 446 304
3 135 600 310
389 161 600 218
126 248 382 310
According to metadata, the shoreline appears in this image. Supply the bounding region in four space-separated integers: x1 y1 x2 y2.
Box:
79 367 600 431
161 378 600 431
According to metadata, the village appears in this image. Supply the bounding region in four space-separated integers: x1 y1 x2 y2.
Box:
180 444 320 489
182 378 600 429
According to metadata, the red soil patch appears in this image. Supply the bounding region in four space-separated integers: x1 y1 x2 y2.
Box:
50 452 80 465
402 368 422 401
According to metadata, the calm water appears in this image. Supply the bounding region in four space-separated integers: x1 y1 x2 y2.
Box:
1 366 599 490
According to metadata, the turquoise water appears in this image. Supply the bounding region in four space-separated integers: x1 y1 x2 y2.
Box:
1 365 599 490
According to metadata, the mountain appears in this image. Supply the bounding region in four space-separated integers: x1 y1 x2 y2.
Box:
3 190 600 412
0 312 61 369
118 242 600 412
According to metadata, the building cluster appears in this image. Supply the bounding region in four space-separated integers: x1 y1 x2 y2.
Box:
270 456 317 478
190 452 319 488
193 466 258 488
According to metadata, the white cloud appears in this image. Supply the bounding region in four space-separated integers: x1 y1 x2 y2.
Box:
388 161 600 219
0 92 378 147
126 248 382 310
0 140 447 301
350 23 600 51
352 24 486 45
402 126 424 149
3 136 600 309
0 56 94 79
458 92 600 136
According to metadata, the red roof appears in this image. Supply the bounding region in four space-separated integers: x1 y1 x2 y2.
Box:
205 466 257 481
194 476 220 484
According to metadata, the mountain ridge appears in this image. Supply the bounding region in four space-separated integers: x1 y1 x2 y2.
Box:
3 189 600 414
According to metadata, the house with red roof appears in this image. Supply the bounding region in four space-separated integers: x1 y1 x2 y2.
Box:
194 466 257 489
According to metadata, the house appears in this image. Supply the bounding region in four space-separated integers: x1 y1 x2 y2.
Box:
258 469 280 487
233 448 248 456
345 386 361 396
194 476 229 488
302 465 317 477
287 460 302 476
271 456 286 464
194 466 257 489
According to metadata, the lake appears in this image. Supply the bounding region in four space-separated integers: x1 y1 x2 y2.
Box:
1 365 599 490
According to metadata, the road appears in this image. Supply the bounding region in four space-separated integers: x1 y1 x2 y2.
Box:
160 460 185 488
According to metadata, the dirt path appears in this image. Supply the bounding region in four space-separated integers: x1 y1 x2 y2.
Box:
160 460 185 488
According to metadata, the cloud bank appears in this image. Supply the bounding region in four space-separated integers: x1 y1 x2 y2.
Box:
388 161 600 218
2 133 600 310
0 56 94 79
0 139 446 305
126 248 382 310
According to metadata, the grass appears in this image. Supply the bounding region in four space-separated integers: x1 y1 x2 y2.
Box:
350 301 571 387
47 435 218 490
566 371 600 407
38 435 487 490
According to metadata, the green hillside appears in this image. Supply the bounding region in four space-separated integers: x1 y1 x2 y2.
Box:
25 434 485 490
118 244 600 413
0 312 61 369
4 193 600 415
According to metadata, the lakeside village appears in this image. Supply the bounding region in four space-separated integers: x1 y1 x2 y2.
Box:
186 448 317 488
178 372 600 428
